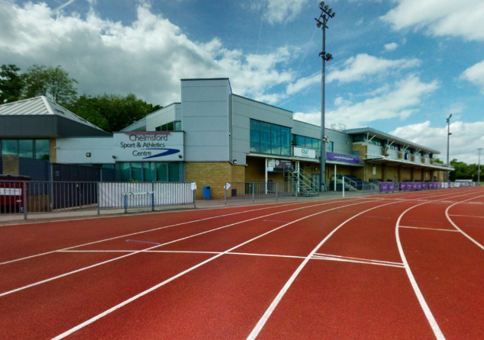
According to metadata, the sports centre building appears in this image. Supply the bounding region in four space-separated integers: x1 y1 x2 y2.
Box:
0 78 452 199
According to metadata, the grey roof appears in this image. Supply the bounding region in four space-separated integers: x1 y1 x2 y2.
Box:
0 96 105 131
344 127 441 154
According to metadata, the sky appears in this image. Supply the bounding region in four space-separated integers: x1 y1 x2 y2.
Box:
1 0 484 164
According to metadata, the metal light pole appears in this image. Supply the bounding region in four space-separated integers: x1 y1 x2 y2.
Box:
446 114 452 182
315 1 335 192
478 148 483 183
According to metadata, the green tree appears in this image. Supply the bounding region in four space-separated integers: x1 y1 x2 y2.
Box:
67 93 162 132
23 65 78 105
0 64 24 103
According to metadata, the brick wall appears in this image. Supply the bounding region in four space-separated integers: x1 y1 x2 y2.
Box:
186 162 246 199
2 155 19 175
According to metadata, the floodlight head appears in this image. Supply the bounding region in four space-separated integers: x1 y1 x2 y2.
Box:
332 12 335 17
326 53 333 61
320 1 325 7
317 22 322 28
324 5 328 10
328 8 332 14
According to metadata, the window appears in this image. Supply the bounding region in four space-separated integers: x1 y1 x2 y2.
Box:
143 163 155 182
169 163 180 182
250 119 290 156
260 122 271 154
281 127 290 156
250 120 261 153
35 140 50 160
174 121 182 131
119 163 131 182
2 140 18 156
326 141 334 152
156 121 182 132
131 163 142 182
271 125 281 155
156 163 168 182
19 140 34 158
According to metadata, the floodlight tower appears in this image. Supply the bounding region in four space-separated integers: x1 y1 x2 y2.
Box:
315 1 335 192
446 114 452 182
478 148 483 183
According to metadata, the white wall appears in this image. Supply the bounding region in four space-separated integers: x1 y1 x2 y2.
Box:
56 137 114 164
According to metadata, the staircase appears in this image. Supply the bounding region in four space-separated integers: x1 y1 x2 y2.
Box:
283 168 319 197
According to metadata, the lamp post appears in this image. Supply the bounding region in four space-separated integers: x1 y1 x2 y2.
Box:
315 1 335 192
478 148 483 183
446 114 452 182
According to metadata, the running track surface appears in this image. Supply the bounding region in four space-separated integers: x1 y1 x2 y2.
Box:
1 187 484 339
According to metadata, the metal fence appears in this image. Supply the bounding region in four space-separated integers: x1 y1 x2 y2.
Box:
224 182 296 204
0 180 196 219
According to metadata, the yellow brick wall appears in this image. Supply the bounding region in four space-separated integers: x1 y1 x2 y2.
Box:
245 157 266 183
186 162 246 200
352 144 367 158
386 166 398 181
49 139 57 163
2 155 19 175
401 167 411 181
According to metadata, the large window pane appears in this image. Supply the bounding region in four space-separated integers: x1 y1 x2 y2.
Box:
169 163 180 182
281 127 290 156
174 121 182 131
296 135 305 147
18 140 34 158
271 125 281 155
167 122 174 131
326 141 334 152
250 120 261 153
119 163 131 182
156 163 168 182
2 139 18 156
143 163 155 182
305 137 313 149
261 122 271 154
131 163 142 182
35 139 50 160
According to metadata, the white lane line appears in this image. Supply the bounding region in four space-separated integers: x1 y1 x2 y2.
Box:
449 214 484 219
446 194 484 252
0 200 353 297
0 201 315 266
313 253 404 266
399 226 459 232
246 201 399 340
248 190 478 340
396 204 445 340
51 199 379 339
312 255 404 268
60 249 306 260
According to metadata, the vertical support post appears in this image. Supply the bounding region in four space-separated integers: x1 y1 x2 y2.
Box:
276 182 278 202
151 192 155 211
194 189 196 208
97 182 100 215
253 182 257 202
265 158 268 194
342 176 345 198
124 194 128 213
23 181 28 220
224 183 227 206
334 164 337 191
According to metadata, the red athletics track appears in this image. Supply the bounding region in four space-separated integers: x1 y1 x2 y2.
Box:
1 187 484 339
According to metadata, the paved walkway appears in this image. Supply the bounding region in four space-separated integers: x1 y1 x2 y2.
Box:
0 190 375 226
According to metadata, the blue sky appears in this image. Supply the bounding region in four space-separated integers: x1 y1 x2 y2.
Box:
1 0 484 163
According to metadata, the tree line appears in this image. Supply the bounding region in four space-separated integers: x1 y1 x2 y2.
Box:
0 64 161 132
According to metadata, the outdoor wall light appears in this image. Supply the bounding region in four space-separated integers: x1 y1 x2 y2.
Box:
233 159 237 164
112 155 117 159
178 155 183 159
86 152 91 157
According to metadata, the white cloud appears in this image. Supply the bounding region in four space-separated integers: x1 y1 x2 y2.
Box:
384 42 398 51
327 54 421 83
461 60 484 92
294 75 438 128
381 0 484 41
257 0 310 24
286 72 320 95
391 120 484 163
0 1 296 105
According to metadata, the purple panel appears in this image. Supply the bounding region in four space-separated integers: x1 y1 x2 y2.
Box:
380 182 395 192
326 152 360 164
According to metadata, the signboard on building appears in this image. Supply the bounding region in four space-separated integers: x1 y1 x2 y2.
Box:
113 132 184 162
267 159 292 172
294 147 316 159
326 152 360 164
